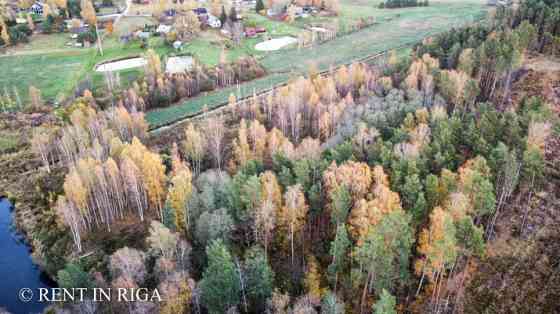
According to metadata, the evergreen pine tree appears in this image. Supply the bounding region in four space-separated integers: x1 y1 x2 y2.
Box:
200 240 241 314
373 289 397 314
244 247 274 312
220 5 227 26
162 201 176 231
328 224 350 288
229 6 237 22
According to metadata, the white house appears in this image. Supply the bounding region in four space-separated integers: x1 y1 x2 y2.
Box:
207 14 221 28
156 24 172 34
136 31 151 39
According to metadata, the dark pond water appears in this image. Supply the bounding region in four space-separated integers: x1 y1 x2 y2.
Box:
0 198 55 314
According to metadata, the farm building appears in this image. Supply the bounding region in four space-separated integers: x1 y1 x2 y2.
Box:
65 19 85 30
207 15 221 28
244 27 266 37
292 6 304 16
165 56 193 73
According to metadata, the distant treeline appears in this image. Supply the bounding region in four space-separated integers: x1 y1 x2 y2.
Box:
379 0 429 9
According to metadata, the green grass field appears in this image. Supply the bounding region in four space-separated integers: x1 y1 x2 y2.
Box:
179 32 261 66
179 13 303 67
113 16 157 36
0 50 91 103
0 33 90 102
245 13 303 36
262 0 485 73
146 0 488 128
0 0 486 115
0 11 302 103
0 32 173 103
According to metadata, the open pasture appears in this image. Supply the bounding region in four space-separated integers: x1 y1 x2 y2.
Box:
0 32 171 103
0 50 91 103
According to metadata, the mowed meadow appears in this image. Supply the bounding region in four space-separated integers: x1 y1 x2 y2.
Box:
0 50 89 103
0 24 171 104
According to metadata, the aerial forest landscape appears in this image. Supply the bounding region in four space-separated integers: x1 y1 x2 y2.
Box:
0 0 559 312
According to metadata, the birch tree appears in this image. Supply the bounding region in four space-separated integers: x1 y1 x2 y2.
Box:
280 184 308 266
167 165 193 235
109 247 147 285
56 196 83 252
183 123 206 175
147 221 178 260
204 115 226 170
121 156 148 221
255 171 281 255
31 127 53 172
414 206 457 310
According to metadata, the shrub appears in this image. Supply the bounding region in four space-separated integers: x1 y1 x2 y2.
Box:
78 25 98 43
